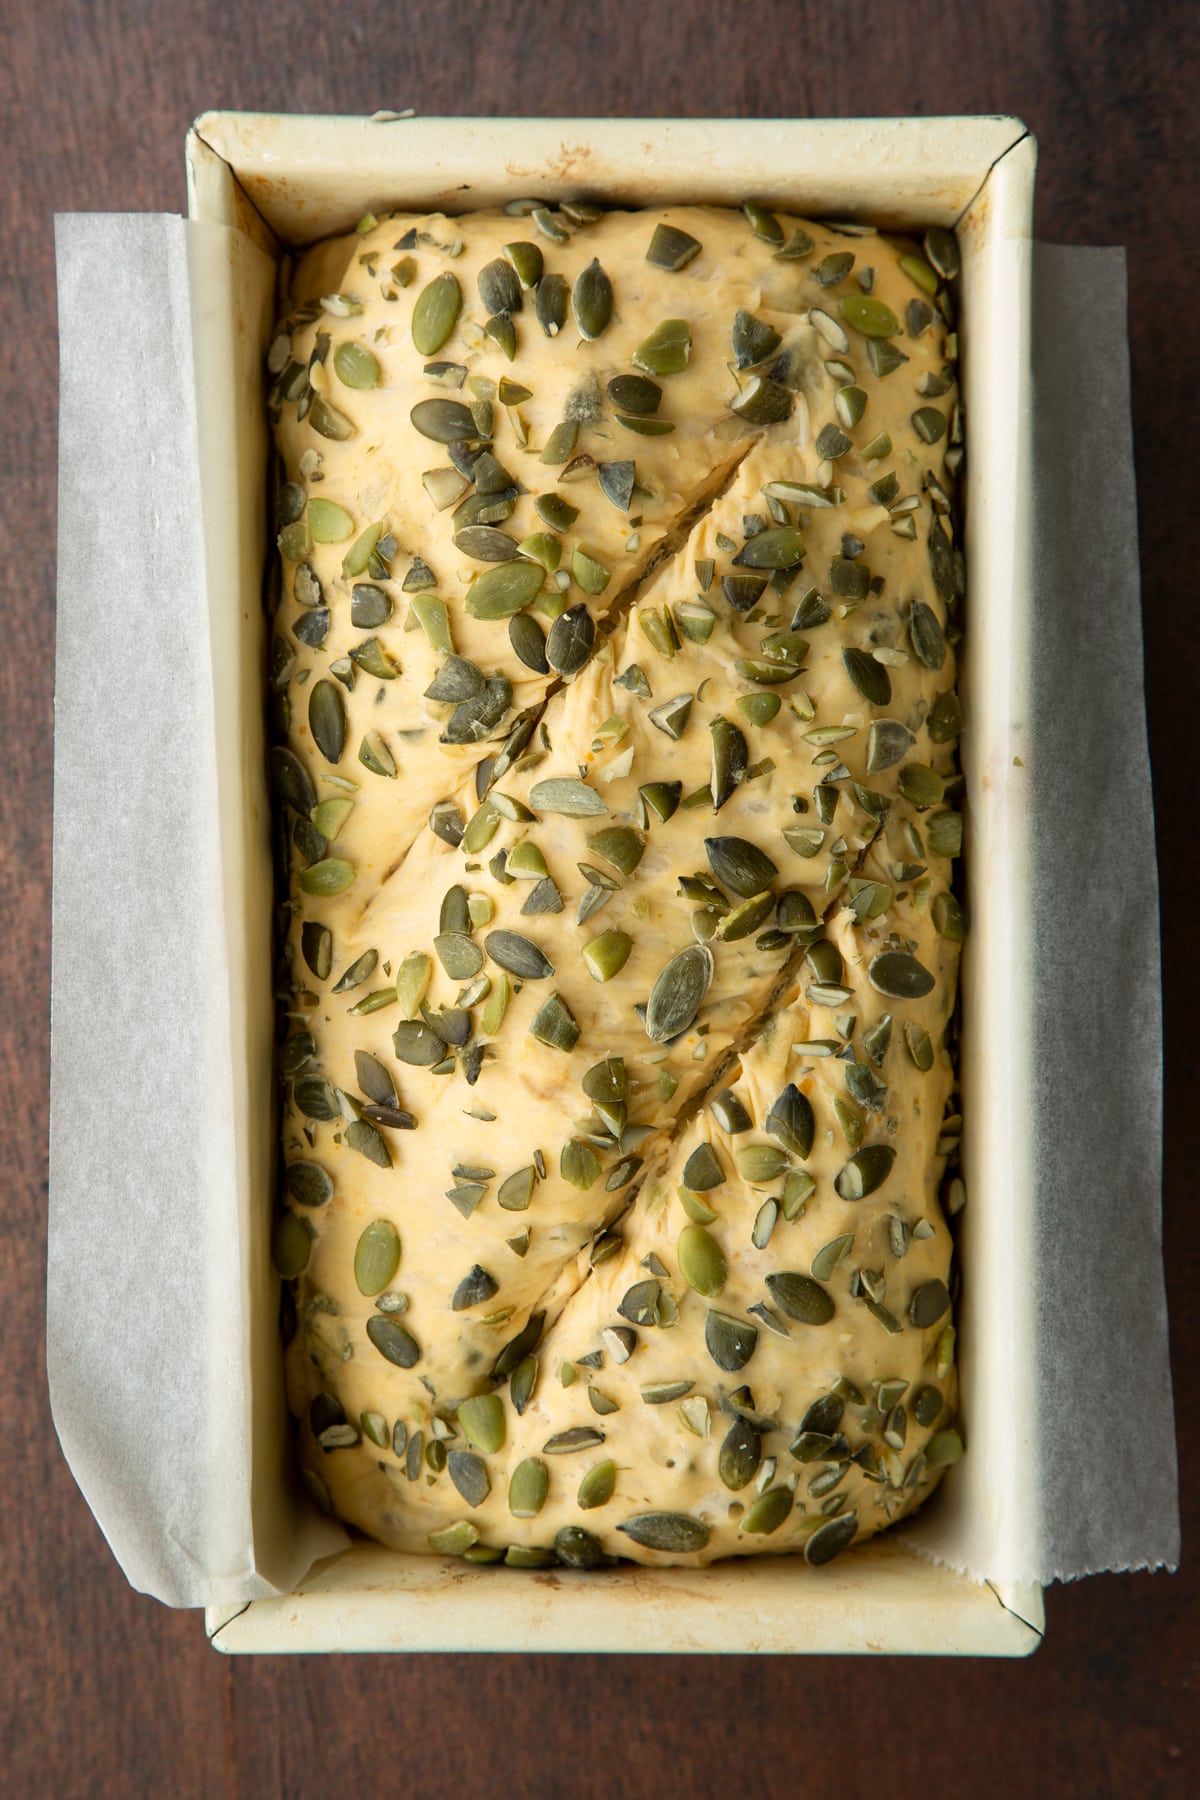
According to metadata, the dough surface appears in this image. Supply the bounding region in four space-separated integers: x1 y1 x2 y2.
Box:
269 202 965 1568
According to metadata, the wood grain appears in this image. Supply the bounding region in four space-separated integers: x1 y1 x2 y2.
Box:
3 2 1195 1794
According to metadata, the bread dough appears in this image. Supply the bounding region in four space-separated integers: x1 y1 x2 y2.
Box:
270 204 964 1567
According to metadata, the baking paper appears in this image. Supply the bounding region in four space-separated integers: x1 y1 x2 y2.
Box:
49 220 1176 1608
49 214 344 1606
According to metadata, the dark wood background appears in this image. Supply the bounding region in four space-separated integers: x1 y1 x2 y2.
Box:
3 2 1194 1794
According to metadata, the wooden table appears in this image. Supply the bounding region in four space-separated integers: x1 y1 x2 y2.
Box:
4 2 1194 1793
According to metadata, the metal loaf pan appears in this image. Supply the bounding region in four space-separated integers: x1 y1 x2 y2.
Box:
187 113 1042 1656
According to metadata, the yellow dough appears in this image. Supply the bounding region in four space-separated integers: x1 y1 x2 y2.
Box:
269 203 966 1569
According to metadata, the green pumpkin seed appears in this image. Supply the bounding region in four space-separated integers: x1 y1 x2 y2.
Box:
840 294 899 338
645 944 713 1042
678 1224 727 1296
577 1459 617 1511
736 693 781 727
834 1143 897 1200
926 1428 964 1467
544 1426 606 1456
366 1315 420 1368
305 498 353 545
308 394 356 441
412 272 462 355
529 776 606 817
286 1161 333 1208
866 719 915 773
805 1511 858 1564
353 1049 394 1104
432 932 484 982
616 414 675 436
909 600 947 670
457 1394 506 1455
899 765 946 810
632 318 691 376
842 648 891 707
571 546 611 595
731 309 782 369
454 525 519 564
529 992 580 1052
923 226 960 281
344 1119 391 1168
410 396 478 443
503 240 542 287
507 1457 549 1519
704 836 778 899
739 1486 793 1536
559 1138 601 1191
933 892 966 941
572 258 613 339
927 811 963 859
307 681 346 766
608 374 662 416
868 952 935 999
742 199 783 243
427 1521 479 1556
534 272 569 336
333 341 379 390
734 1144 788 1185
445 1449 489 1508
271 1212 311 1277
462 560 544 620
765 1271 834 1324
775 226 815 259
547 603 596 676
730 376 792 426
617 1512 710 1553
910 1279 951 1330
709 716 749 813
354 1219 401 1295
476 257 522 317
718 1418 761 1491
705 1309 757 1372
582 930 632 984
912 406 946 444
484 930 554 981
765 1085 815 1159
685 1143 726 1193
391 1019 447 1066
297 858 354 896
647 223 702 270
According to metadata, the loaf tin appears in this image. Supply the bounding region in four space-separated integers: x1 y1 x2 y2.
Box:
185 113 1042 1655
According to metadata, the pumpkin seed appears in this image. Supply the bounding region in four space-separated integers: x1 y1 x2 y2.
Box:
582 930 632 983
842 648 891 707
868 952 935 999
703 836 778 899
333 341 379 390
923 226 960 281
805 1511 858 1564
926 1428 964 1467
765 1085 815 1159
840 295 898 337
765 1271 835 1325
735 1144 788 1184
534 272 569 336
909 599 947 670
412 272 462 355
530 776 606 817
632 318 691 375
645 943 713 1042
452 1266 499 1312
477 258 522 317
910 1279 951 1329
547 603 595 675
571 547 611 595
297 858 354 897
457 1394 506 1455
484 930 555 981
391 1019 446 1066
899 765 945 810
503 240 543 287
683 1143 725 1192
933 892 966 941
413 397 480 445
462 560 544 620
678 1224 727 1296
271 1212 311 1277
608 374 661 416
308 679 346 764
618 1512 710 1553
366 1315 420 1368
286 1160 333 1207
865 719 915 773
834 1143 897 1200
529 992 580 1052
574 1459 616 1511
739 1486 793 1536
508 1458 549 1518
571 258 613 339
454 525 519 563
730 376 792 426
719 1418 761 1491
445 1449 489 1507
742 199 782 243
730 309 782 370
544 1427 605 1455
354 1219 401 1296
433 932 485 982
705 1309 757 1372
647 223 702 270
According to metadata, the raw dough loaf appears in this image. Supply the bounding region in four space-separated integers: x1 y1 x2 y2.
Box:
269 201 966 1569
